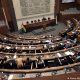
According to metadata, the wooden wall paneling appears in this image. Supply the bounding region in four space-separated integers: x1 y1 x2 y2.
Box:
56 0 80 23
76 0 80 10
60 2 76 11
1 0 18 32
0 0 8 34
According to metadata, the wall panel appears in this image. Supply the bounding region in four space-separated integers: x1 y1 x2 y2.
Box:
12 0 55 29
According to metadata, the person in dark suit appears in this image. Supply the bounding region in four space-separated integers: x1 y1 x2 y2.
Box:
0 57 7 68
60 57 69 65
76 56 80 62
42 17 47 21
3 59 17 69
57 43 65 50
23 57 33 69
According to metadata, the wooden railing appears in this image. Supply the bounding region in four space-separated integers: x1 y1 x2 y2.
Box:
22 19 56 31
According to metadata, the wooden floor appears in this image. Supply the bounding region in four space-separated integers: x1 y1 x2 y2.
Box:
15 72 80 80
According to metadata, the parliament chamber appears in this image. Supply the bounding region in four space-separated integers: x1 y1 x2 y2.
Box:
0 0 80 80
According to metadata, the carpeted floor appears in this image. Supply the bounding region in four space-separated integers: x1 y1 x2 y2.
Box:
17 22 66 36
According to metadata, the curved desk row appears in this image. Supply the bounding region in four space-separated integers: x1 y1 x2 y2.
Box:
0 34 62 45
0 44 79 56
6 33 55 40
0 39 77 54
0 45 80 60
0 62 80 73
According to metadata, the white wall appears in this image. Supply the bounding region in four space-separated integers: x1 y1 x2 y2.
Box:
12 0 55 29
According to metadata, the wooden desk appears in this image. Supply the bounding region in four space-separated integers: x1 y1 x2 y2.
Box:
23 19 56 31
0 62 80 73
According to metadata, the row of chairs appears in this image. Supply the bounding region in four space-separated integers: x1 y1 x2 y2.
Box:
0 54 76 69
0 39 77 54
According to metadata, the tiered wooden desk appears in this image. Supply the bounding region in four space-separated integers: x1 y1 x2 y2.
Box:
23 19 56 31
59 8 80 24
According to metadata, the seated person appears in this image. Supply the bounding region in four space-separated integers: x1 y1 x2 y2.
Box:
67 27 73 32
59 26 73 38
3 37 8 42
70 38 77 46
65 41 72 48
57 43 65 50
75 55 80 62
36 56 45 69
9 47 17 53
4 59 17 69
66 20 74 29
34 20 37 23
42 17 47 21
38 19 40 22
0 56 7 68
48 17 51 20
60 57 69 65
45 58 61 67
15 58 27 69
26 21 29 25
66 55 74 64
31 21 33 24
69 30 78 40
0 45 4 52
59 30 67 37
23 57 33 69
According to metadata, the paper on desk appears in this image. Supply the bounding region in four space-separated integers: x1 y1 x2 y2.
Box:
65 51 74 55
6 46 11 49
57 53 62 57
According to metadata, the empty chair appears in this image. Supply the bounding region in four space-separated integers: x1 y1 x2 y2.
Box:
29 50 35 53
45 58 61 67
66 56 74 64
